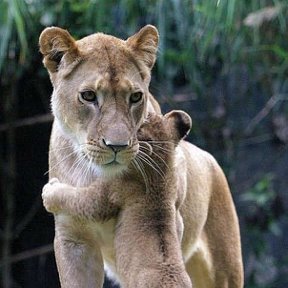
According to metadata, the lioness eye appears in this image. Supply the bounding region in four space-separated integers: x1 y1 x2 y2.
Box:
79 91 97 103
130 92 143 104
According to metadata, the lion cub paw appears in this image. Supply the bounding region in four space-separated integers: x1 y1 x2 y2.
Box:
42 178 72 214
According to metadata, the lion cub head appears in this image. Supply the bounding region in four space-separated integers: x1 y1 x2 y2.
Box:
136 110 192 177
39 26 159 176
138 111 192 144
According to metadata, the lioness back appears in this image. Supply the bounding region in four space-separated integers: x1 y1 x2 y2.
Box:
176 141 243 287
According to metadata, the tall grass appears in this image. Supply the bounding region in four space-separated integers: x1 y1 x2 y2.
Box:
1 0 287 79
0 0 30 72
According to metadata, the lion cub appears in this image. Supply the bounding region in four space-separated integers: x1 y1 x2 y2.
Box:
43 110 192 288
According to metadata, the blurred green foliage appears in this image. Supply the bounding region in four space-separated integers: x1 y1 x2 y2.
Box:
1 0 288 287
241 174 286 287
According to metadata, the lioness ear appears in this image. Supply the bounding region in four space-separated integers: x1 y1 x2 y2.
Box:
165 110 192 142
39 27 79 73
126 25 159 69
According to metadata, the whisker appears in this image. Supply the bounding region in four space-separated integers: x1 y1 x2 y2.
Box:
140 140 176 145
49 142 88 152
80 155 92 186
86 156 94 184
137 151 165 180
139 141 174 153
139 145 169 170
66 151 87 184
44 150 77 175
133 158 149 193
138 150 165 174
150 143 174 153
65 150 82 175
48 145 75 153
137 158 149 188
73 153 89 187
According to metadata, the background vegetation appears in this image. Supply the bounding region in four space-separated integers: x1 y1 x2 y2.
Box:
1 0 288 287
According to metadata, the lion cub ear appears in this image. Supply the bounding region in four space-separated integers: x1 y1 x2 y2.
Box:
165 110 192 143
126 25 159 70
39 27 79 73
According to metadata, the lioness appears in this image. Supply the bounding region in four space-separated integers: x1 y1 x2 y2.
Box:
39 25 243 287
43 111 193 287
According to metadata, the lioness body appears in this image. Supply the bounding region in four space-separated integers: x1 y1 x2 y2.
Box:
40 25 243 287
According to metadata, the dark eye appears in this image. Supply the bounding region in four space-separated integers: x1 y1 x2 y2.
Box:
79 90 97 103
130 92 143 104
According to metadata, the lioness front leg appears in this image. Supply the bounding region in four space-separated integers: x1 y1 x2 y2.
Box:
54 218 105 288
42 179 110 288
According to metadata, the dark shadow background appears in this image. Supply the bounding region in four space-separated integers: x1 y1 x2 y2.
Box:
1 1 288 287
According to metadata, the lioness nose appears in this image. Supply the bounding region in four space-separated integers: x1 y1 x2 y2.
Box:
102 139 129 152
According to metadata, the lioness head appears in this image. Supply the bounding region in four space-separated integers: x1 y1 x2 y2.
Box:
39 25 160 176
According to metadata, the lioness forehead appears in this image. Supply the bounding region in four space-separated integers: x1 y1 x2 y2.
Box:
77 33 126 55
77 74 140 98
63 34 143 90
76 34 137 78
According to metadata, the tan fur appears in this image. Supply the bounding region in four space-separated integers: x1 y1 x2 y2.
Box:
40 26 243 288
43 111 193 287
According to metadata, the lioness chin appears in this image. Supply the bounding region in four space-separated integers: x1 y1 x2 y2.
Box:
40 25 243 288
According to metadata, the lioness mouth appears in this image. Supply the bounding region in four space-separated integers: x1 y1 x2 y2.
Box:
105 159 121 166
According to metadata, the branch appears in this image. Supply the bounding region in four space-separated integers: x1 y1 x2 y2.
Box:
0 244 54 267
244 94 286 136
14 197 41 237
2 81 17 288
0 113 53 132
